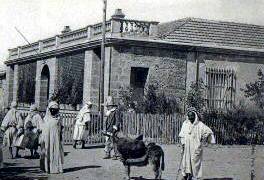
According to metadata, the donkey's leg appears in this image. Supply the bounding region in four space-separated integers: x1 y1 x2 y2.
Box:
151 158 161 179
124 165 130 180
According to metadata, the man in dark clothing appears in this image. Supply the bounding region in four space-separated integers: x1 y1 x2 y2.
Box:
103 96 121 159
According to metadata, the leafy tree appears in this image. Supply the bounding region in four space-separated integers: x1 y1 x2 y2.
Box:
242 69 264 109
186 79 206 112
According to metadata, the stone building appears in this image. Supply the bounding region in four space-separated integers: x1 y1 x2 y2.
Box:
0 66 6 110
4 9 264 111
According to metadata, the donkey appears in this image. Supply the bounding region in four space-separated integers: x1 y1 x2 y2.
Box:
103 132 165 180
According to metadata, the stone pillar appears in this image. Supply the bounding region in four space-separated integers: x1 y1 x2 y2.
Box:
4 65 14 107
48 57 58 98
149 22 159 38
12 64 19 103
111 18 122 37
83 50 100 110
34 57 58 109
34 61 42 108
186 52 197 93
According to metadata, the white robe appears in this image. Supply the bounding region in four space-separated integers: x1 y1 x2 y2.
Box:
43 102 64 174
179 113 215 179
23 113 44 149
73 105 91 141
1 108 23 147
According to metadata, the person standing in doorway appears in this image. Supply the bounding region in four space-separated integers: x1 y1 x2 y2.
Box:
179 107 215 180
43 101 64 174
73 101 93 149
1 101 23 158
103 96 121 160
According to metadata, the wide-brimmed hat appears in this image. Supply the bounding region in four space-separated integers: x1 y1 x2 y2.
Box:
105 96 117 107
85 101 93 105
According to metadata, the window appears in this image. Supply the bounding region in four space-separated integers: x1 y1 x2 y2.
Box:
130 67 149 101
205 67 236 110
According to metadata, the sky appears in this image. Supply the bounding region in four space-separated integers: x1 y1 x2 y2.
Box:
0 0 264 66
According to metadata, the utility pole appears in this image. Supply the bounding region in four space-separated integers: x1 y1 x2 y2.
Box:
100 0 107 123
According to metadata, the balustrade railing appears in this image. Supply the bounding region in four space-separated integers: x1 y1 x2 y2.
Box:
8 18 159 60
120 19 158 36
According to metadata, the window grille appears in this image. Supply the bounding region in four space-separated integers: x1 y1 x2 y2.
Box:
205 67 236 110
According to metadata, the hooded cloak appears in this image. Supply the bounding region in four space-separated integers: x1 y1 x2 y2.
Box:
179 108 215 178
73 102 92 141
43 101 64 174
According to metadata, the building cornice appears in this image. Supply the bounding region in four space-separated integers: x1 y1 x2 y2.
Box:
5 37 264 65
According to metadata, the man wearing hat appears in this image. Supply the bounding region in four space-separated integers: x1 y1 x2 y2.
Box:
179 107 215 180
73 101 93 149
103 96 121 159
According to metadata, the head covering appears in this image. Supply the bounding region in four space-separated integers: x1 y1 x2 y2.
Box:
85 101 93 106
187 107 198 114
48 101 59 109
44 101 59 121
30 104 38 112
10 101 17 108
186 107 200 124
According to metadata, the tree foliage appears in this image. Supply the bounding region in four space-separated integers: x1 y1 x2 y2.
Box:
242 69 264 109
52 60 83 107
119 84 181 114
17 63 36 104
186 79 206 112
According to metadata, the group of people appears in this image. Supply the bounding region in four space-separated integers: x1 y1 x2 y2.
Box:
0 101 64 174
1 97 215 179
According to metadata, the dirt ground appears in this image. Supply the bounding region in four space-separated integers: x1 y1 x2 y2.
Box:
1 144 263 180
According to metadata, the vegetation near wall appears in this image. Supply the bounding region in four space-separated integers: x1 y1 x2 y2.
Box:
119 84 181 114
185 73 264 145
53 52 84 107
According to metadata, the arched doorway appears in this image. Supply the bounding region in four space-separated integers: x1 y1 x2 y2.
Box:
40 65 50 110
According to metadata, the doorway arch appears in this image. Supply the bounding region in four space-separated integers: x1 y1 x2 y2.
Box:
40 65 50 110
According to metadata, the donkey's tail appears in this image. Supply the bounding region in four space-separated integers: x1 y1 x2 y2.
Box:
161 149 165 171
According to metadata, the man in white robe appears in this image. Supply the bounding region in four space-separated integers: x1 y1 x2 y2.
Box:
179 107 215 180
1 101 23 158
43 101 64 174
73 101 92 149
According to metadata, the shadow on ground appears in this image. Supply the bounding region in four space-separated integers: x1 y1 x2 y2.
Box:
204 178 233 180
131 176 165 180
64 165 101 173
0 165 47 180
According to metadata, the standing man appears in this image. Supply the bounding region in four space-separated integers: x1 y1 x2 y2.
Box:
179 107 215 180
43 101 64 174
1 101 23 158
73 101 93 149
23 104 44 157
103 96 121 159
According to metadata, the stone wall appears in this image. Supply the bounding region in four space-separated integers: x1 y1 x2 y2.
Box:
186 52 264 108
109 45 187 105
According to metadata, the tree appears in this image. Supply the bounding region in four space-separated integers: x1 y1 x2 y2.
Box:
186 79 206 112
242 69 264 109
